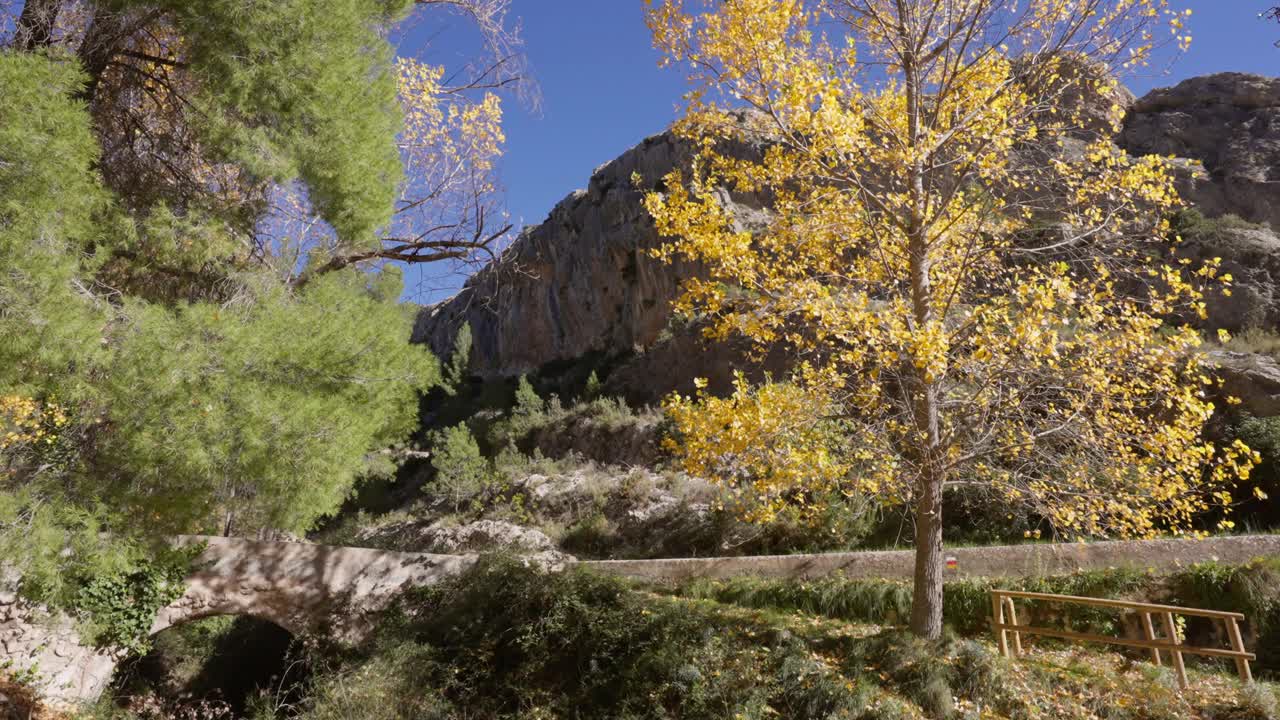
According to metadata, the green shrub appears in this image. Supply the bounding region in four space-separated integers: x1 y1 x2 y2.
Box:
943 567 1151 637
1229 415 1280 529
441 323 472 397
1232 681 1280 720
1171 557 1280 672
427 423 492 512
682 575 914 626
513 374 544 416
296 642 455 720
74 545 201 654
732 492 878 555
559 512 618 558
311 557 883 719
583 370 603 400
286 560 1280 720
683 566 1157 645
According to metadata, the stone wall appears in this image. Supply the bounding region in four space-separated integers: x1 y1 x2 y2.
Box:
0 588 119 711
583 534 1280 582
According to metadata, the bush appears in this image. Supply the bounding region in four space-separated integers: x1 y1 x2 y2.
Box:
558 512 617 558
682 566 1151 640
728 492 877 555
74 545 201 654
427 423 491 512
513 374 544 417
297 642 455 720
1171 557 1280 673
283 559 1280 720
1228 415 1280 529
682 575 914 626
302 557 883 719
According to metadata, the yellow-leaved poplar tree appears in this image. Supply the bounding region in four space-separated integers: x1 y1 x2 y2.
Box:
643 0 1257 639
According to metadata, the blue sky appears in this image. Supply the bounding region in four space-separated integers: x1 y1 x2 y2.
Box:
396 1 1279 304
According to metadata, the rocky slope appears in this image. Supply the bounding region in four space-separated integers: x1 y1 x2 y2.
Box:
415 73 1280 389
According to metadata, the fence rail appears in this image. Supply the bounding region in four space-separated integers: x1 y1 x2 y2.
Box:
991 589 1255 689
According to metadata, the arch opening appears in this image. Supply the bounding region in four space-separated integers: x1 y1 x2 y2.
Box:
104 615 312 719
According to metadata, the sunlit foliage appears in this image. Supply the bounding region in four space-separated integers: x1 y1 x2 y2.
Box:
0 0 523 611
644 0 1254 636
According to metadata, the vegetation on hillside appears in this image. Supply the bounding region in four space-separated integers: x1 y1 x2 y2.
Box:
89 558 1280 720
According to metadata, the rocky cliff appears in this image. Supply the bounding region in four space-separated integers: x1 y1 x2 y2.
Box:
416 73 1280 385
1119 73 1280 230
412 131 768 377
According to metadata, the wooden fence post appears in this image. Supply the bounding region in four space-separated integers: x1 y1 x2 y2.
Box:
992 592 1009 658
1225 617 1253 683
1003 597 1023 656
1160 612 1188 690
1141 612 1162 666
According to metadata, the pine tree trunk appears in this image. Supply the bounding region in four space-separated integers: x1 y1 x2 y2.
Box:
15 0 60 52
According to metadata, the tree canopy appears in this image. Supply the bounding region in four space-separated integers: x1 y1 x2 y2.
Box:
644 0 1255 638
0 0 523 606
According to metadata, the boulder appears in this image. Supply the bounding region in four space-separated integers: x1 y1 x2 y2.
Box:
1119 73 1280 229
1205 350 1280 418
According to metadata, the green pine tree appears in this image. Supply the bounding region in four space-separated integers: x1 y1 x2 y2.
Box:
429 423 491 513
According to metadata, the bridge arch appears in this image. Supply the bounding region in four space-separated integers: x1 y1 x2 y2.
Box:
150 537 476 641
1 538 474 711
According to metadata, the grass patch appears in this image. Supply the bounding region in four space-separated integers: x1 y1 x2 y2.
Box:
674 559 1280 679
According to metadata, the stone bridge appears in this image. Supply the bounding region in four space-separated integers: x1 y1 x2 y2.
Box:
5 533 1280 709
1 537 475 708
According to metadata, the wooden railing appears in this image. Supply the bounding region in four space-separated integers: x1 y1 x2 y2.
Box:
991 589 1255 689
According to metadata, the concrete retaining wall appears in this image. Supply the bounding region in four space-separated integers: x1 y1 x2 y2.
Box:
582 534 1280 582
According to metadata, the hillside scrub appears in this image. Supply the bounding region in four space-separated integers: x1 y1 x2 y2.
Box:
256 557 1280 720
485 383 669 469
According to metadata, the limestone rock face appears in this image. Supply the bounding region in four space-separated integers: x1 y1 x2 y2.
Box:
412 129 769 377
0 588 119 712
1174 221 1280 331
1119 73 1280 229
1206 350 1280 418
357 519 558 555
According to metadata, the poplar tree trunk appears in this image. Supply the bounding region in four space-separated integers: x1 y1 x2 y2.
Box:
899 16 947 638
907 279 947 640
910 441 945 639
